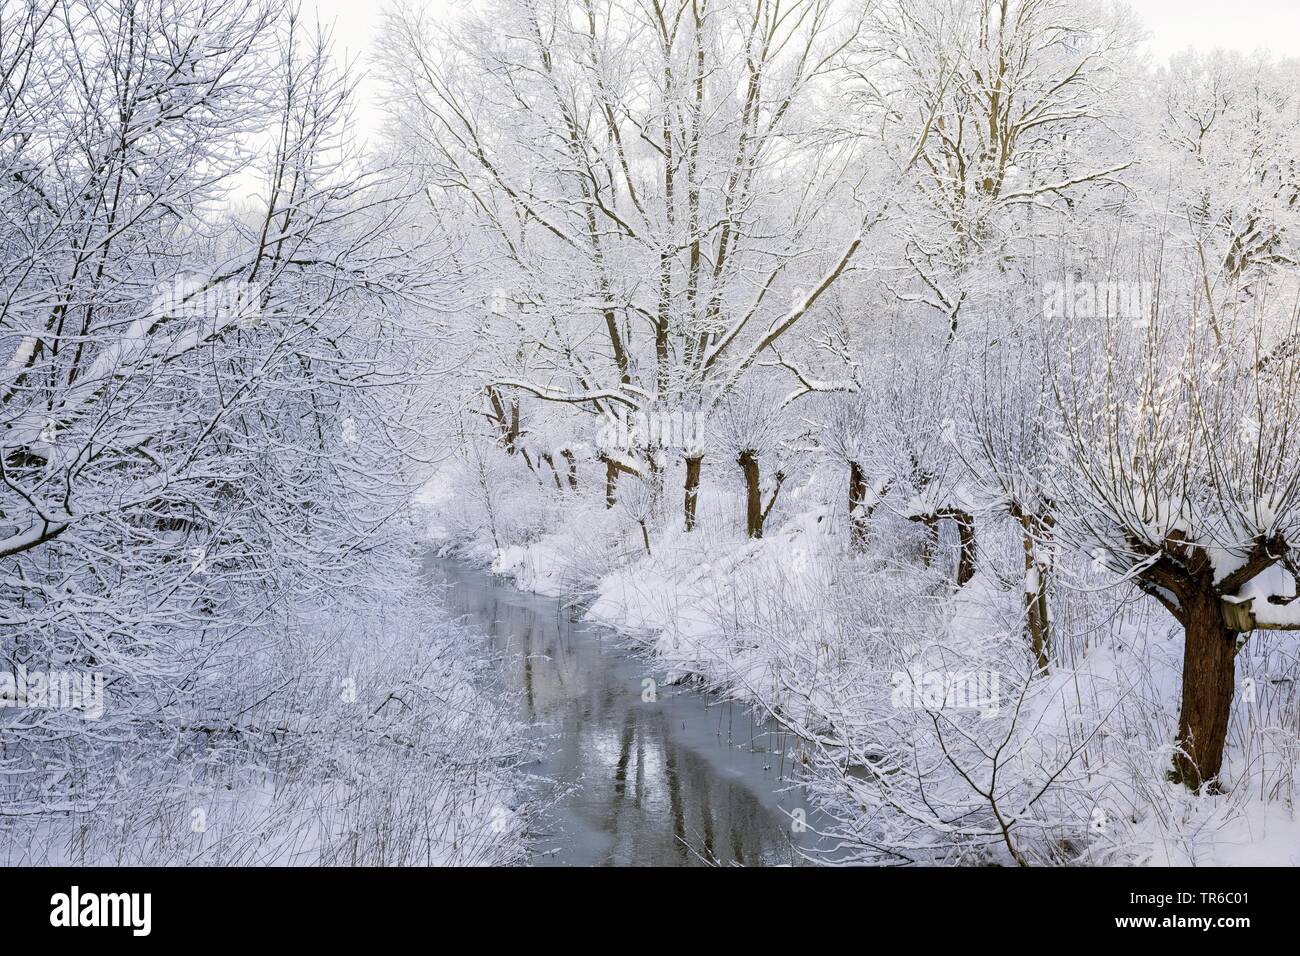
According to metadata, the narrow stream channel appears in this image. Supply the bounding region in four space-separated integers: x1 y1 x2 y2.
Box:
426 555 831 867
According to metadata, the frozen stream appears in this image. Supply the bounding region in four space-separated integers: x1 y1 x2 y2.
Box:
426 555 831 867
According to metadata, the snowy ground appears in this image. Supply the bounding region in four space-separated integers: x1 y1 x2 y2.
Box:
0 591 536 867
420 450 1300 866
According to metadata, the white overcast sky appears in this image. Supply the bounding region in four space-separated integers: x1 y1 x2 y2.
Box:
302 0 1300 143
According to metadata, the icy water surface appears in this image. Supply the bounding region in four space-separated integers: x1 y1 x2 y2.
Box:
427 555 831 867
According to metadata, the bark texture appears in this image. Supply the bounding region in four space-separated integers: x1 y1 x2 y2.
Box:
848 461 869 551
684 455 703 531
1170 589 1238 790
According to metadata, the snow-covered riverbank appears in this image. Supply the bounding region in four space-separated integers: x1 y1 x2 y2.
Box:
2 579 535 867
420 459 1300 866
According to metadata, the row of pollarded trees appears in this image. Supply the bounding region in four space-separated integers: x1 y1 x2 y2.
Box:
815 264 1300 793
784 28 1300 790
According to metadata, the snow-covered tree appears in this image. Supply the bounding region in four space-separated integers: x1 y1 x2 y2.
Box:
0 0 443 836
380 0 942 532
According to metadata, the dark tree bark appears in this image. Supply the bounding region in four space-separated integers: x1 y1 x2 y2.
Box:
1169 588 1238 790
739 450 762 538
486 386 522 453
1131 532 1289 790
1015 509 1053 672
541 452 563 489
684 455 703 531
848 461 869 551
737 450 784 539
600 454 640 508
910 508 976 585
560 449 578 489
604 456 618 508
1023 530 1049 671
950 509 977 586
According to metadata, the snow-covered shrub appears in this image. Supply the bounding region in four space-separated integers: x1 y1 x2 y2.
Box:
1 591 534 866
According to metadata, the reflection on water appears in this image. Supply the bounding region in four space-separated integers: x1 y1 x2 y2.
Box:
427 556 829 867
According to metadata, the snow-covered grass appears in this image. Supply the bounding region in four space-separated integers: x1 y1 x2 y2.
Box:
0 593 536 867
421 444 1300 866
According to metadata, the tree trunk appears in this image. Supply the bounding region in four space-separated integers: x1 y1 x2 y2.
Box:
1031 582 1050 668
605 457 618 509
1019 516 1050 672
739 450 763 539
1170 590 1238 791
541 452 563 490
952 510 976 586
848 461 869 551
507 402 521 453
486 386 522 454
684 455 703 531
919 515 939 566
561 449 578 489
